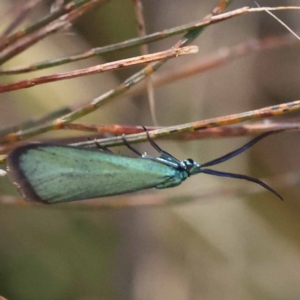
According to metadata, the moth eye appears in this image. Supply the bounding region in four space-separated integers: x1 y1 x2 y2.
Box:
187 158 194 164
183 158 194 169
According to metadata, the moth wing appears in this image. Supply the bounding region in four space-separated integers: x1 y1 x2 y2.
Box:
7 144 176 204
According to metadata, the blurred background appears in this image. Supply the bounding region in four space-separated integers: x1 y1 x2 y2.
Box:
1 0 300 299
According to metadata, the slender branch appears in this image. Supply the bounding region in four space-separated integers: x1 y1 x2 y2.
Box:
0 0 108 52
130 35 295 94
132 0 157 125
0 0 43 38
0 46 198 93
0 0 233 142
0 34 294 140
68 100 300 148
0 0 106 64
4 3 277 73
1 120 299 156
61 120 300 138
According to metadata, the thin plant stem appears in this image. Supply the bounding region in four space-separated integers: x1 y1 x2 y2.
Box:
132 0 158 125
68 100 300 148
4 4 297 73
0 0 108 52
0 46 198 93
0 0 107 64
0 0 234 143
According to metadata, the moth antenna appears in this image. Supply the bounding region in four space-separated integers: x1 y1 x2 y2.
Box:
201 168 283 201
201 131 281 168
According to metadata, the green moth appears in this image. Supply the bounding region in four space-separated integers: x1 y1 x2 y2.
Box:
6 131 282 204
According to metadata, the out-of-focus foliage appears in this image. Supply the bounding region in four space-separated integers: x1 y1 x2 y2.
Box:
1 1 300 299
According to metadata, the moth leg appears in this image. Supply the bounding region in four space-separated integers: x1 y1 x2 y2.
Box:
142 126 164 153
89 137 112 153
155 175 185 189
142 126 181 164
122 134 143 156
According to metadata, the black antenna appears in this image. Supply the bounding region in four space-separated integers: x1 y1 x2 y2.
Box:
194 130 284 200
201 169 283 201
201 131 280 168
